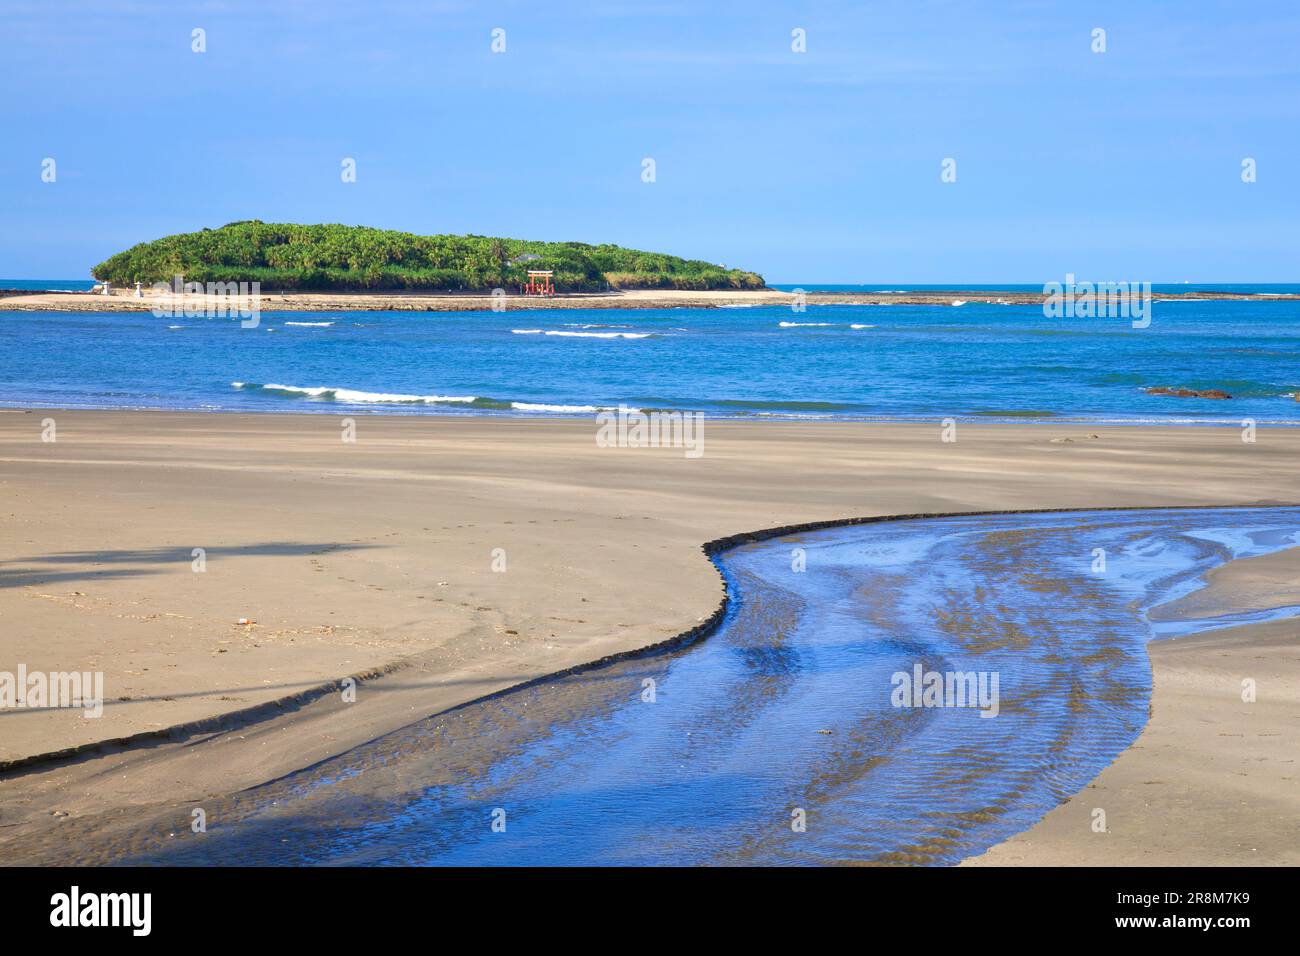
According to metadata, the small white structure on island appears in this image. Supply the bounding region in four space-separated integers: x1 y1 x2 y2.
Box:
134 282 143 298
101 281 111 296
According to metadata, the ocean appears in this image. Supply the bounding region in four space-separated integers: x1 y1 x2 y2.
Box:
0 279 98 292
3 289 1299 423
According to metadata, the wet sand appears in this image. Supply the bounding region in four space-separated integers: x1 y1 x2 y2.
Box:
1 410 1297 863
15 508 1283 867
966 614 1300 866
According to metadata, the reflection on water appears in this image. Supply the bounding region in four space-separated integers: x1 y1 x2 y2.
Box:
90 508 1300 864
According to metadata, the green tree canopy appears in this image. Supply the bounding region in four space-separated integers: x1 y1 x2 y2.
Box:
93 222 765 292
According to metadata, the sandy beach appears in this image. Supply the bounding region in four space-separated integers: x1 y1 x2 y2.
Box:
0 409 1296 863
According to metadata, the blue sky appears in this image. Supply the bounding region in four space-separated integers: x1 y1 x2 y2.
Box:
2 0 1297 282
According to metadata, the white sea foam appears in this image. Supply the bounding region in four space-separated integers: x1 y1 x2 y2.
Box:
227 382 640 413
951 300 968 306
511 402 615 413
548 330 653 339
284 321 334 327
850 324 876 329
232 382 477 404
512 329 653 339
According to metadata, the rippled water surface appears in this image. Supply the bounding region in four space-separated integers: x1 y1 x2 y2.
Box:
4 299 1300 421
95 507 1297 866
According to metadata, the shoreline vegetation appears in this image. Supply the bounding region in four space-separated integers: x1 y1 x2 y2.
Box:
89 221 766 293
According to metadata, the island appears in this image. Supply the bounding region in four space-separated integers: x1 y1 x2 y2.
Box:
2 224 1297 313
89 221 766 293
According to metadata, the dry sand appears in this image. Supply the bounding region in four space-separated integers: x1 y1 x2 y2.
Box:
1 410 1296 863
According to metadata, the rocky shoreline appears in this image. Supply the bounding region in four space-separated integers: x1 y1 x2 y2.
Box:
4 287 1300 313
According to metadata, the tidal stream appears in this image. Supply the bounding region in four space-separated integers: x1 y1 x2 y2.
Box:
117 507 1297 865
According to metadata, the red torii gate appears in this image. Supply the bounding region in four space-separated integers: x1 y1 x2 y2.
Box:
523 270 554 296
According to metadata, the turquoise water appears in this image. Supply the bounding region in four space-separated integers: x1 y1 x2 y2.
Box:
769 282 1300 295
2 296 1299 422
0 279 97 292
61 506 1288 866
